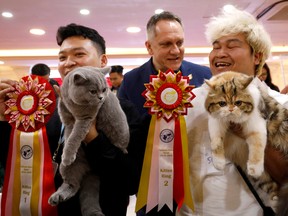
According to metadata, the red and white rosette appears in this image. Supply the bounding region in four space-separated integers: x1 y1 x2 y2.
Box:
1 75 58 216
136 69 195 213
4 75 56 132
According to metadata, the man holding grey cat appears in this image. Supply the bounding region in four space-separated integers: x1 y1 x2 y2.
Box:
0 23 146 216
179 5 288 216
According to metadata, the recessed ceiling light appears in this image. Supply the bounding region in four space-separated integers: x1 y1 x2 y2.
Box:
126 27 141 33
155 9 164 14
80 9 90 15
272 56 280 60
29 29 45 35
2 12 13 18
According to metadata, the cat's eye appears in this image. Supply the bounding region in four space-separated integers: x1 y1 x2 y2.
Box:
102 87 107 93
90 90 97 95
218 101 227 107
234 101 242 106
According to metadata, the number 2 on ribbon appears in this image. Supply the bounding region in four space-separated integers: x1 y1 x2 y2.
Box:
164 180 168 186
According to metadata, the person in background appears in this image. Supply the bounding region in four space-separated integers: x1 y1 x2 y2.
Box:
258 62 280 92
0 23 145 216
109 65 124 94
118 11 211 216
179 6 288 216
31 63 60 87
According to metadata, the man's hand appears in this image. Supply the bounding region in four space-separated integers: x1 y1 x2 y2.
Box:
83 119 99 144
265 144 288 186
53 85 61 97
0 79 16 121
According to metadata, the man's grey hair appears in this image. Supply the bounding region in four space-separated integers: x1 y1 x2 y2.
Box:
146 11 183 40
205 6 272 75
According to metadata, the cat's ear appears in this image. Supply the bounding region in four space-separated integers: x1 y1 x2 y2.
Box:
234 75 253 89
205 79 214 89
74 74 87 85
100 67 111 76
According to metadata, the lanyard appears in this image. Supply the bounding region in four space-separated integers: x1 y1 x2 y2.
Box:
52 124 65 162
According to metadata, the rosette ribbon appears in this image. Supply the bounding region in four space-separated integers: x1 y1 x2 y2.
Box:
136 69 195 213
1 75 58 216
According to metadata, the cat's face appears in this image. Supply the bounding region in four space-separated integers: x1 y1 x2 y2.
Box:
65 66 110 106
205 71 254 120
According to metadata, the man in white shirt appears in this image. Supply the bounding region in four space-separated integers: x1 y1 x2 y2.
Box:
180 6 288 216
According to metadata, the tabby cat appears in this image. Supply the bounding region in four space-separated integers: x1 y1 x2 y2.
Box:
204 71 288 203
48 66 129 216
205 71 267 178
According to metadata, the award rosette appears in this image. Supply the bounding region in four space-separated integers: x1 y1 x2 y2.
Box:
136 69 195 213
1 75 58 216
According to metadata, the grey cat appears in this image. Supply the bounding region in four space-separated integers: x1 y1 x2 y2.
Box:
48 66 129 216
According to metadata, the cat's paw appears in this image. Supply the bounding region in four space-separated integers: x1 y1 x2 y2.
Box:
212 156 226 170
247 162 264 178
48 183 78 206
271 195 278 201
61 153 76 166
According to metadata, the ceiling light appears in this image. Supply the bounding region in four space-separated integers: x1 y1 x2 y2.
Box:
126 27 141 33
155 9 164 14
0 61 4 64
80 9 90 15
29 29 45 35
2 12 13 18
272 56 280 60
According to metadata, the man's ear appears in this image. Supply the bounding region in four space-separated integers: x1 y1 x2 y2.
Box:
100 54 108 67
254 52 262 65
145 41 153 55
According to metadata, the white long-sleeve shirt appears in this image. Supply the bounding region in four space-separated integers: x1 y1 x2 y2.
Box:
179 78 288 216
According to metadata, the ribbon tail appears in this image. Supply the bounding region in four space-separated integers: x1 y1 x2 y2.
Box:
174 118 184 209
135 115 157 212
158 118 174 212
1 128 58 216
180 116 194 211
1 129 21 216
40 127 58 216
146 118 161 212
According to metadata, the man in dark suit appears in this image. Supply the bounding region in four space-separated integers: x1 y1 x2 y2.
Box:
118 11 211 116
118 11 211 216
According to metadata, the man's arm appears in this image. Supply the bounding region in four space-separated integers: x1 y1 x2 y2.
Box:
265 144 288 186
83 98 148 195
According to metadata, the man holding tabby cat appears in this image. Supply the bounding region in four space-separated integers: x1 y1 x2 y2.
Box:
179 6 288 216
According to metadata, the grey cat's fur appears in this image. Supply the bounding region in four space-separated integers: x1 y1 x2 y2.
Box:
48 66 129 216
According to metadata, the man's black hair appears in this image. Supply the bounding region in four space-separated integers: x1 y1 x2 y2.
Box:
31 63 50 76
110 65 124 75
56 23 106 54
